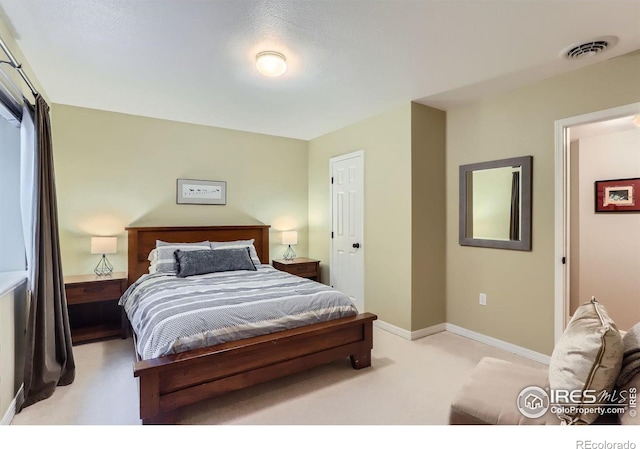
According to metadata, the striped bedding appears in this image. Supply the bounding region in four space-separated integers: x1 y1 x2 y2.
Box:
119 264 358 360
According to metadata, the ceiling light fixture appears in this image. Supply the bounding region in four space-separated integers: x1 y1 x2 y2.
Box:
256 51 287 77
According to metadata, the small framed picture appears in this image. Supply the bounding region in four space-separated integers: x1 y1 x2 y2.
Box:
595 178 640 213
177 179 226 205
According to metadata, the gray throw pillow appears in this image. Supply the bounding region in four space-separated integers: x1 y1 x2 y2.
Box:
174 248 256 278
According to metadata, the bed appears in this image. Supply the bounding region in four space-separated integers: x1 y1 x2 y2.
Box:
125 225 377 424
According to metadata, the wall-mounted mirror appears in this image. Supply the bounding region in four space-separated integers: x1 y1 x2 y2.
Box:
459 156 532 251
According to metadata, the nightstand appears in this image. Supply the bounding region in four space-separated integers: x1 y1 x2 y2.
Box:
64 271 128 345
272 258 320 282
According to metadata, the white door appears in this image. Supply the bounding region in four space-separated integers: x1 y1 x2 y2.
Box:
330 151 364 312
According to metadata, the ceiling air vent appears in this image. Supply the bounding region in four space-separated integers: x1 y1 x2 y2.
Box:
562 36 618 60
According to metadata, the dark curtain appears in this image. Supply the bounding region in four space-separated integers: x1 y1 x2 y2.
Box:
20 94 75 410
509 171 520 241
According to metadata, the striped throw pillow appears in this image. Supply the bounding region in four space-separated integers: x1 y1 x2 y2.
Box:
154 240 211 274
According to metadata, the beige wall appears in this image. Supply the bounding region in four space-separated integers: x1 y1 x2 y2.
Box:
55 101 447 333
0 288 17 422
411 103 446 329
574 129 640 331
52 105 309 275
308 103 446 331
446 51 640 355
308 104 413 329
0 282 27 423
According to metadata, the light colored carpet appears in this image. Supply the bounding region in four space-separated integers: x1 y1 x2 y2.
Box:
11 326 545 425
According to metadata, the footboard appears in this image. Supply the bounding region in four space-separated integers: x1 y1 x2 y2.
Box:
134 312 377 424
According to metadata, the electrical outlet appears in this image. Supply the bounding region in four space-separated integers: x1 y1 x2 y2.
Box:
479 293 487 306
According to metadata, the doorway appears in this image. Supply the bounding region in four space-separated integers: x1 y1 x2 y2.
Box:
329 150 364 312
554 102 640 342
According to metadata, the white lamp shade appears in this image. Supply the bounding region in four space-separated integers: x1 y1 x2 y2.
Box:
282 231 298 245
91 236 117 254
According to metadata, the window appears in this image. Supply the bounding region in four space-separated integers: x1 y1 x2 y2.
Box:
0 92 25 272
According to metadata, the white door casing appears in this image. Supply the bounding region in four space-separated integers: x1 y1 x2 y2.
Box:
330 151 364 312
554 102 640 343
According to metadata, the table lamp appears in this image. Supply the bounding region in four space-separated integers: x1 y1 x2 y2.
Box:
91 236 117 276
282 231 297 260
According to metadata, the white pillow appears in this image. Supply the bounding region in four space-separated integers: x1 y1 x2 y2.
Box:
154 240 210 274
147 249 158 273
210 239 261 265
548 297 623 425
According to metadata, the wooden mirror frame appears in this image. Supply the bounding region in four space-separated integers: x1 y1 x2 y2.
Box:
459 155 533 251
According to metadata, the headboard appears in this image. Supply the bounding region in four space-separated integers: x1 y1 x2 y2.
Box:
126 225 270 286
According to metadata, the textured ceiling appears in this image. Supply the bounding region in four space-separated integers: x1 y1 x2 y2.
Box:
0 0 639 140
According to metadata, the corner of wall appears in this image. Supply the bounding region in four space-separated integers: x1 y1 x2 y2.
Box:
410 103 446 330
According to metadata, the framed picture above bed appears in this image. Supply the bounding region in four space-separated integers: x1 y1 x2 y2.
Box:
177 178 226 205
595 177 640 213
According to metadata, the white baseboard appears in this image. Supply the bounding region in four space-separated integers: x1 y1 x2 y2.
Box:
374 320 551 365
445 323 551 365
374 320 445 341
1 383 23 425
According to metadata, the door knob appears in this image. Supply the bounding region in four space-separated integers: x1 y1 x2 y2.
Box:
352 243 360 248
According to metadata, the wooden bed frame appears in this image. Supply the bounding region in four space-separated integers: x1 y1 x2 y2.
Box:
126 225 377 424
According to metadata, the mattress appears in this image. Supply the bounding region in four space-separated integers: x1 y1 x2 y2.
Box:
119 264 358 360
